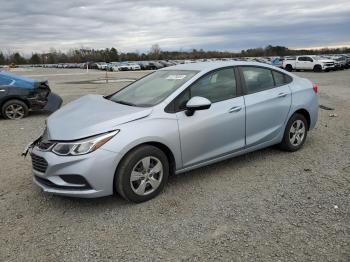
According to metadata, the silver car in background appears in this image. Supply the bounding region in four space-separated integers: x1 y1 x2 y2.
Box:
28 61 319 202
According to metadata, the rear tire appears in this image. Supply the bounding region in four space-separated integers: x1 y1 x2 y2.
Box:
115 145 169 203
279 113 308 152
1 99 29 120
285 64 293 72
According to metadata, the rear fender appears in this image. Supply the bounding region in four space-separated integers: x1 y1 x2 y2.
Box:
289 78 319 130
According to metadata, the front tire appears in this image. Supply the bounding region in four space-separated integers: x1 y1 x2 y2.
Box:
313 65 322 72
115 145 169 203
1 99 29 120
280 113 308 152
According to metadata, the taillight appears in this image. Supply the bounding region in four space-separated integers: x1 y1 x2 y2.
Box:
313 84 318 93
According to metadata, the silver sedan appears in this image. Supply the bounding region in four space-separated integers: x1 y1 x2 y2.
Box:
28 61 319 202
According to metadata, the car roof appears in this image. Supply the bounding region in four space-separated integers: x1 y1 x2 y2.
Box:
160 61 283 73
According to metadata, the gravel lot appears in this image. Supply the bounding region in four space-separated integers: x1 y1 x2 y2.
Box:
0 68 349 261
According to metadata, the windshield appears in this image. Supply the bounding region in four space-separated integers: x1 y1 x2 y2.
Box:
109 70 197 107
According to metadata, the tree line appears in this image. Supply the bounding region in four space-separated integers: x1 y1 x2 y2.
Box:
1 44 349 65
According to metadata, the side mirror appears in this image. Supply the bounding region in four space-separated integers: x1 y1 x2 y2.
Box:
185 96 211 116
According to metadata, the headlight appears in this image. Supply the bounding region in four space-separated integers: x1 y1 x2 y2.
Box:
52 130 119 156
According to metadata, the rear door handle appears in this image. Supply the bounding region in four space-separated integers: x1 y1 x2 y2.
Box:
277 92 288 98
0 89 6 92
229 106 242 113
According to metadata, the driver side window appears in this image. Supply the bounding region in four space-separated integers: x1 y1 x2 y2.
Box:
305 57 313 62
174 68 237 111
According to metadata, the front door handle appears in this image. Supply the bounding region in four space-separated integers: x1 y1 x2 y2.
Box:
229 106 242 113
0 89 6 92
277 92 288 98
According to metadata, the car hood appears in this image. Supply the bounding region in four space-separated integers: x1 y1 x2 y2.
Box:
317 59 334 63
46 94 153 141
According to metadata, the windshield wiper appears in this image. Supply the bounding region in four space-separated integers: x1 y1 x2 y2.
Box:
113 100 136 106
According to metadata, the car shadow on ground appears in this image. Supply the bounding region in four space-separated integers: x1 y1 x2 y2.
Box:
27 111 54 118
38 145 289 211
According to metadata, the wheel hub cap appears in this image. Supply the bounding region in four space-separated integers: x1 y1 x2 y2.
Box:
130 156 163 196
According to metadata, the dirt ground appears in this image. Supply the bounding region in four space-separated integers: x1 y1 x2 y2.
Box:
0 68 349 261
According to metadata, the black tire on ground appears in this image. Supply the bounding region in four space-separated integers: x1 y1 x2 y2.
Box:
313 64 322 72
115 145 169 203
1 99 29 120
284 65 293 72
285 64 293 72
279 113 308 152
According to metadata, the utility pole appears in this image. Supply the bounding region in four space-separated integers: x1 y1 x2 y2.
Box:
105 59 110 83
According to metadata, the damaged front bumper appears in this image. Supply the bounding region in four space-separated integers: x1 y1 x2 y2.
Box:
23 132 120 198
42 92 62 112
29 145 119 198
28 92 62 112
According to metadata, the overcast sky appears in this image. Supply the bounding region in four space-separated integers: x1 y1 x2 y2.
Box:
0 0 349 54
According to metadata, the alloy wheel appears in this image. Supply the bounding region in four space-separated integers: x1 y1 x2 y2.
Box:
5 104 25 119
289 120 305 146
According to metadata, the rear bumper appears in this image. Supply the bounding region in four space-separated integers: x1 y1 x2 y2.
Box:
309 95 319 130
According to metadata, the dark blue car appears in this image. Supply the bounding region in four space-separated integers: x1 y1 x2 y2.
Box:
0 71 62 119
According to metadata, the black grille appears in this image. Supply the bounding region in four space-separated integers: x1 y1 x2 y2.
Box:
31 154 48 173
35 176 92 190
60 175 89 185
34 175 56 187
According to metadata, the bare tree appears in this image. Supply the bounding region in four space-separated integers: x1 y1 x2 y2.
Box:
149 44 161 60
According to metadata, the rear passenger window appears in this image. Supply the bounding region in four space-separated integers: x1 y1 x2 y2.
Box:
272 70 293 86
240 67 274 94
272 71 286 86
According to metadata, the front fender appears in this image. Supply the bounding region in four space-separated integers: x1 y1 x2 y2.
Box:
102 117 182 170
